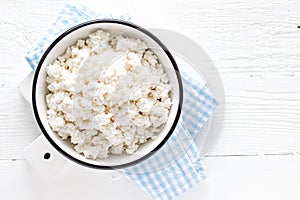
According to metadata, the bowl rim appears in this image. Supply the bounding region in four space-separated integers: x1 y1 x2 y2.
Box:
32 19 183 170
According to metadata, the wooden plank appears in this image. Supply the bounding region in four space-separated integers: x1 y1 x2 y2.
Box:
130 0 300 78
0 0 300 199
1 78 299 158
0 155 299 200
212 78 300 155
0 0 299 157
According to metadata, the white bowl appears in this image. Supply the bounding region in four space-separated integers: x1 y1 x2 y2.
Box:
32 19 183 169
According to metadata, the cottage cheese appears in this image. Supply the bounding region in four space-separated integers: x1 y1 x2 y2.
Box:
46 30 172 159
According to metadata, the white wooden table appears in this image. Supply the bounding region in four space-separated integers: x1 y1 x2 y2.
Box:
1 0 300 199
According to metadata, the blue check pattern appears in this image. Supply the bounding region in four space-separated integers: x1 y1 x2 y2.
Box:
25 3 130 69
25 3 218 200
124 73 218 200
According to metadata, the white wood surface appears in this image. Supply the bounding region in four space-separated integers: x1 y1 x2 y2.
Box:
0 0 300 199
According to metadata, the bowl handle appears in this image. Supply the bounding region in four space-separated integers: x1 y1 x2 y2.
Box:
22 135 68 179
19 72 68 179
23 135 124 180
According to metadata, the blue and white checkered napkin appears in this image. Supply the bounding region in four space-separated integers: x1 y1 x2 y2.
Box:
25 3 218 200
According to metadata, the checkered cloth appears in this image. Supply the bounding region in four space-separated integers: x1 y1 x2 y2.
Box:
25 3 130 70
25 3 218 200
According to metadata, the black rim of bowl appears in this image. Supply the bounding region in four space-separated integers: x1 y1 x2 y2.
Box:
32 19 183 170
